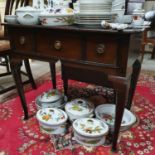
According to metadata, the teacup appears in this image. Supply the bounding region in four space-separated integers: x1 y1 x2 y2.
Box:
132 14 144 26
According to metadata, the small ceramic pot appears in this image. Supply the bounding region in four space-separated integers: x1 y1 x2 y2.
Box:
65 98 94 122
15 6 41 25
95 104 136 131
73 118 109 146
36 108 68 135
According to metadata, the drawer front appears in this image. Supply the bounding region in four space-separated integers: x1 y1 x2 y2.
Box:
11 30 34 53
37 31 81 60
86 35 118 65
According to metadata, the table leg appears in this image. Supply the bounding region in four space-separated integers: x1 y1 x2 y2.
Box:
49 62 56 89
126 59 141 109
151 46 155 59
63 77 68 97
109 76 128 152
24 59 36 89
10 59 29 120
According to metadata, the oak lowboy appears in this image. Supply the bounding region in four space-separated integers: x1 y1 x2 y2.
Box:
5 23 143 151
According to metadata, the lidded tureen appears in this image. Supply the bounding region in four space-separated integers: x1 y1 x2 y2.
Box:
65 98 94 122
36 108 68 134
39 89 62 102
15 6 41 25
36 89 65 109
39 7 74 26
73 118 109 146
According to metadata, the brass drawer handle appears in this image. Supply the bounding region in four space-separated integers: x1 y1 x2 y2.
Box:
54 40 62 51
96 44 105 55
19 36 26 45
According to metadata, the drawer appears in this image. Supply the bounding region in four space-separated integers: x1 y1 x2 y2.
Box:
37 31 81 60
11 30 34 53
86 35 119 65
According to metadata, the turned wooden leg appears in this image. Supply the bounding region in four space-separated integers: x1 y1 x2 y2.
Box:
10 59 29 120
126 59 141 109
49 62 56 89
24 59 36 89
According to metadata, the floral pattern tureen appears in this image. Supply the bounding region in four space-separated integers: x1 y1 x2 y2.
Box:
73 118 109 137
36 108 67 125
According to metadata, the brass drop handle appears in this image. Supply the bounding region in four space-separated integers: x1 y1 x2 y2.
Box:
19 36 26 45
96 44 105 55
54 40 62 51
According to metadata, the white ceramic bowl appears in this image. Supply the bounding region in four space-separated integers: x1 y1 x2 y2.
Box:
36 108 68 135
95 104 136 131
35 95 67 110
15 6 41 25
65 98 94 122
4 15 17 24
73 118 109 146
39 13 74 26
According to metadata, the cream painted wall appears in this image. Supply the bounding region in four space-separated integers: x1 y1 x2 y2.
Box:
0 0 6 22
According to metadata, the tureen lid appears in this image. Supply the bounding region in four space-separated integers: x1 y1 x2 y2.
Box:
73 118 109 137
36 108 67 125
65 98 94 116
16 6 40 12
39 89 62 103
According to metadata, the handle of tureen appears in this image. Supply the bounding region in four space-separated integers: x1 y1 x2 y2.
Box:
23 13 34 19
89 114 94 118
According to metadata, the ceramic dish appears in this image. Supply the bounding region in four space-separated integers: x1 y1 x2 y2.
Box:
95 104 136 131
4 15 17 24
39 13 74 26
73 118 109 146
35 95 67 110
65 98 94 122
15 6 41 25
39 89 63 103
39 8 74 26
36 108 68 135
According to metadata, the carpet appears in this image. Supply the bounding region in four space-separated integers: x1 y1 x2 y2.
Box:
0 72 155 155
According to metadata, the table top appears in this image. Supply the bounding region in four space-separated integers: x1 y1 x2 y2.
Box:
4 23 144 34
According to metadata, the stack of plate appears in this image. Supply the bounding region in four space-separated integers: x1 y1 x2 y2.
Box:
75 13 116 27
75 0 115 27
79 0 112 14
111 0 125 16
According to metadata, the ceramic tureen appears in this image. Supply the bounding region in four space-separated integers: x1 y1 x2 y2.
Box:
95 104 137 131
39 89 62 102
36 108 68 134
73 118 109 146
37 89 65 109
65 98 94 122
15 6 41 25
39 7 74 26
